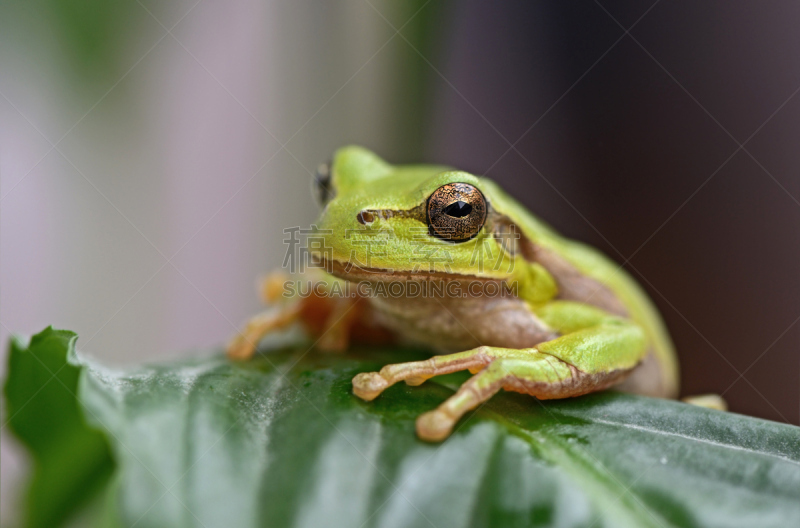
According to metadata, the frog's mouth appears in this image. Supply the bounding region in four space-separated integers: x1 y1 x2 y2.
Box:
316 257 501 285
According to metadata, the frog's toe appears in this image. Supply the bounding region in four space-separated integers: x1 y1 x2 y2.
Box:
352 372 389 401
404 375 427 386
416 409 455 442
226 336 254 361
682 394 728 411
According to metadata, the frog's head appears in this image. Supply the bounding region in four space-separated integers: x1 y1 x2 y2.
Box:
311 146 520 281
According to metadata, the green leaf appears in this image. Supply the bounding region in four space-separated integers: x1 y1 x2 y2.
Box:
8 328 800 527
4 327 115 528
77 343 800 528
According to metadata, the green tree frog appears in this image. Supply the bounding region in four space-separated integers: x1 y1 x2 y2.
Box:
228 146 691 442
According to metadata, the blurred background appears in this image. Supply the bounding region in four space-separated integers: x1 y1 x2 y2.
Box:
2 0 799 523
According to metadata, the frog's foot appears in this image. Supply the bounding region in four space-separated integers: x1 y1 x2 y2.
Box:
415 359 518 441
354 347 583 442
415 355 579 442
227 304 301 361
352 347 495 401
351 372 390 401
682 394 728 411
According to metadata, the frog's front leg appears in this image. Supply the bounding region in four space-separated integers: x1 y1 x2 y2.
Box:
353 312 647 442
227 304 302 360
228 272 364 360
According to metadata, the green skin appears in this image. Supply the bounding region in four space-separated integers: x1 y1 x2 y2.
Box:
314 146 679 442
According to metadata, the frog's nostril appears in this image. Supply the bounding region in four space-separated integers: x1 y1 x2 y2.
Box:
357 211 375 225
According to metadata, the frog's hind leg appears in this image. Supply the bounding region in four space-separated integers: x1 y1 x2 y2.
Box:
352 347 584 441
415 355 574 442
352 347 499 401
682 394 728 411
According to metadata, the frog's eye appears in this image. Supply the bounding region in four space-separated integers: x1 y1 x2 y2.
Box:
313 161 334 206
427 183 487 242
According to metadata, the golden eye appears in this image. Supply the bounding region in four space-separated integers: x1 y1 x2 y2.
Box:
427 183 487 242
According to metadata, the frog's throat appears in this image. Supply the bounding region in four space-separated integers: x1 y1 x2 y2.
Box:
317 257 504 285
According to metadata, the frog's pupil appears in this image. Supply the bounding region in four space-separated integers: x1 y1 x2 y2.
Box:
443 200 472 218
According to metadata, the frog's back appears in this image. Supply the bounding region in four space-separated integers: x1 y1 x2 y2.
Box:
482 179 680 398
